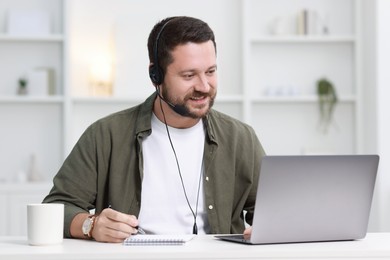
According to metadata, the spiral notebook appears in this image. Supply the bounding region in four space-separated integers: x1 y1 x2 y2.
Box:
123 235 195 246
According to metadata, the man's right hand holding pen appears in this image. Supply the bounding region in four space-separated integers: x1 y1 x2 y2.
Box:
70 207 141 243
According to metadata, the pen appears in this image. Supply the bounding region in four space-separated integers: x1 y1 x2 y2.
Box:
136 226 146 235
107 205 146 235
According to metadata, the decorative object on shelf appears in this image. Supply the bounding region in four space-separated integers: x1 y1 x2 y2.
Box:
264 85 301 97
269 9 328 37
17 77 28 95
7 9 51 36
317 78 338 134
89 58 114 96
27 67 55 96
319 13 330 35
269 16 295 35
297 9 320 35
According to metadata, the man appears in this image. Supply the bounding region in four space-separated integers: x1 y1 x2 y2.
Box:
43 16 265 243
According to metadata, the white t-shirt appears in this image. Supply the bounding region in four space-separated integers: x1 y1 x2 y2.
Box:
138 113 210 234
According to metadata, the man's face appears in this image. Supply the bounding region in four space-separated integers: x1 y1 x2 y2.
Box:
161 40 217 119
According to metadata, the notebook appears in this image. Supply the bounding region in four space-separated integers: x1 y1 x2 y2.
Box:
216 155 379 245
123 235 195 246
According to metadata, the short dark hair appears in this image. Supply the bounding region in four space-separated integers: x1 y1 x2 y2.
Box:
147 16 216 76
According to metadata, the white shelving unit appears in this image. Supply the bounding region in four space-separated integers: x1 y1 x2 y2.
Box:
242 0 361 155
0 0 65 183
0 0 65 235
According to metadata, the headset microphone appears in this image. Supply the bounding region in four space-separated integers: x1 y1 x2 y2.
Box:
155 87 190 117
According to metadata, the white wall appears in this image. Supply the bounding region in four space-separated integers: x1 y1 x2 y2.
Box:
372 0 390 232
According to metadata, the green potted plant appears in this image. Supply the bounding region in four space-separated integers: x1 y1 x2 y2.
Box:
317 78 337 134
17 78 28 95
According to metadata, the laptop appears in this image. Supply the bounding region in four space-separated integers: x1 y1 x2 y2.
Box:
216 155 379 244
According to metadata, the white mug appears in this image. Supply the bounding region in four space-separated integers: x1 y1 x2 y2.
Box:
27 203 64 246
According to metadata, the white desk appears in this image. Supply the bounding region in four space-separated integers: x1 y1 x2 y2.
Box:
1 233 390 260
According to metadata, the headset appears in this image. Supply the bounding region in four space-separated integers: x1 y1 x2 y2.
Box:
149 17 190 117
149 18 175 86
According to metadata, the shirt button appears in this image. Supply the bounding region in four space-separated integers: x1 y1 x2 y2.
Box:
205 176 209 181
208 205 213 210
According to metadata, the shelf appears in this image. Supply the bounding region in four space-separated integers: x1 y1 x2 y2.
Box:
250 35 356 44
0 96 64 104
250 95 356 103
0 34 64 42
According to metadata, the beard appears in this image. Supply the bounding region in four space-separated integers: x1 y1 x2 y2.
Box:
161 87 216 119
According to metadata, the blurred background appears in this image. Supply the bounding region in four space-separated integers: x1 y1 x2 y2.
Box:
0 0 389 235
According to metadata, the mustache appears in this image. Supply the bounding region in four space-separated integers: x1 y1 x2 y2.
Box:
187 90 214 99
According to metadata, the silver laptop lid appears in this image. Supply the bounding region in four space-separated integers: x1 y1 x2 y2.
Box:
251 155 379 244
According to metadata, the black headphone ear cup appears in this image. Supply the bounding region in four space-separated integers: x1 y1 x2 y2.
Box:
150 18 173 86
149 64 163 85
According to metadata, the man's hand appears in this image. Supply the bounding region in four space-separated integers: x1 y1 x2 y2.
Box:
70 209 139 243
243 226 252 240
91 208 139 243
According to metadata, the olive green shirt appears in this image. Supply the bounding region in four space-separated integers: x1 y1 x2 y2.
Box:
43 93 265 238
